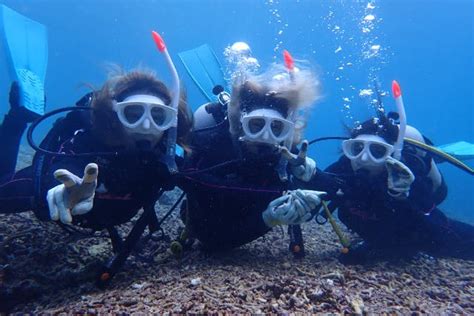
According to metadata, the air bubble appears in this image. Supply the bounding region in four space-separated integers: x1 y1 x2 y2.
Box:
364 14 375 22
359 89 373 97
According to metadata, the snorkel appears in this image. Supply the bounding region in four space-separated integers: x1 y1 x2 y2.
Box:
391 80 406 160
283 50 295 81
282 49 297 143
151 31 180 174
275 50 297 181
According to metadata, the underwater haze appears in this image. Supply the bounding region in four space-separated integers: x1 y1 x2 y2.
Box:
0 0 473 223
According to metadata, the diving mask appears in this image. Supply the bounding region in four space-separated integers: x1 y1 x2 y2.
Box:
343 135 394 167
241 108 294 146
114 94 177 135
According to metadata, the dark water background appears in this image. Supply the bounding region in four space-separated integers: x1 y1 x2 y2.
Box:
0 0 472 223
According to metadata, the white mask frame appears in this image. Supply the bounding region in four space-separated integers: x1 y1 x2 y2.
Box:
240 108 294 145
113 94 177 134
342 135 394 164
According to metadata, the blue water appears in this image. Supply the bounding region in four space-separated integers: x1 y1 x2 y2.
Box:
1 0 472 222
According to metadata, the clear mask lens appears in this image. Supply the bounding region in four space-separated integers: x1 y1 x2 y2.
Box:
248 117 266 134
150 106 167 126
123 104 145 124
350 141 365 157
270 120 284 137
369 142 389 159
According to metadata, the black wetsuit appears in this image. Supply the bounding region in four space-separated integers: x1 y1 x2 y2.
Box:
178 120 289 251
306 152 474 260
0 109 174 230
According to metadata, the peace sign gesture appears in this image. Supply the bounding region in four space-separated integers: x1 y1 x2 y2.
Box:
385 157 415 199
46 163 99 224
280 140 317 182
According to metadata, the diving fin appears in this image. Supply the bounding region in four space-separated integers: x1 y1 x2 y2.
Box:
178 44 227 102
437 141 474 161
0 5 48 116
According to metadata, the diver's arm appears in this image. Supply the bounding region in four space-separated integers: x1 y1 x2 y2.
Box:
380 162 445 216
211 209 272 250
404 125 444 194
35 132 100 222
295 156 351 201
398 171 446 214
396 147 446 212
217 190 323 248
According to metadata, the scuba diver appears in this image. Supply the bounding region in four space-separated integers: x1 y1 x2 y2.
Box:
298 82 474 263
0 69 192 281
0 34 193 284
0 69 191 236
177 43 325 254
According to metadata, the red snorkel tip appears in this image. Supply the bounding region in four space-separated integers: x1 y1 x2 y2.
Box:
283 50 294 71
392 80 402 98
151 31 166 52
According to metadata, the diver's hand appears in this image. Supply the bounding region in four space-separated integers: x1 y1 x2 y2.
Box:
46 163 99 224
280 140 316 182
385 157 415 199
262 189 326 227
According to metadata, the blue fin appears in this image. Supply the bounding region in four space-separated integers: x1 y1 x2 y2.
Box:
437 141 474 161
178 44 227 102
0 5 48 116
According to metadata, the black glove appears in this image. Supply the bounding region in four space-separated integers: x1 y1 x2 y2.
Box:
9 81 20 109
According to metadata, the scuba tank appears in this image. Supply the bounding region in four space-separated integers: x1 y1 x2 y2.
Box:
203 85 230 124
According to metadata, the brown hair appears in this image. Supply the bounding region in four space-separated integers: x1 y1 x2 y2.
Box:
90 69 193 149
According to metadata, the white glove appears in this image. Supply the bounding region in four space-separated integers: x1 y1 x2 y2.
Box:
47 163 99 224
385 157 415 199
262 189 326 227
280 140 317 182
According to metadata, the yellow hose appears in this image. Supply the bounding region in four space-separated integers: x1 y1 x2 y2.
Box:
321 201 350 253
404 137 474 175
